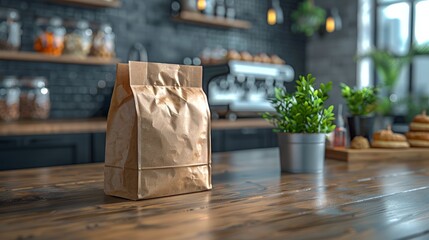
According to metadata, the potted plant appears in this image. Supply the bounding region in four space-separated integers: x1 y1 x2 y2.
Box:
359 45 429 115
262 74 335 173
291 0 326 37
361 49 409 117
340 83 377 140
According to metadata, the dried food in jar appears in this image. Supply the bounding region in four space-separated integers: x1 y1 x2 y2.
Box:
0 76 20 121
0 101 19 121
90 24 115 58
63 20 92 57
0 8 21 51
34 17 65 56
19 77 50 120
20 91 50 119
64 33 88 56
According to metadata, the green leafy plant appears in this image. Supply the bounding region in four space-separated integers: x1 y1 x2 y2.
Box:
291 0 326 37
358 44 429 115
340 83 378 116
262 74 335 133
361 50 410 93
402 95 429 122
409 44 429 56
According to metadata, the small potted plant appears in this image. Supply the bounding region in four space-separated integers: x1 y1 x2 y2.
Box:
359 45 429 128
262 74 335 173
361 49 409 117
291 0 326 37
340 83 377 140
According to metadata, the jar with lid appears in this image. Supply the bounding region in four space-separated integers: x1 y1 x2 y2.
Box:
0 76 20 121
90 24 115 58
0 8 21 50
19 77 50 120
34 17 66 56
63 20 93 57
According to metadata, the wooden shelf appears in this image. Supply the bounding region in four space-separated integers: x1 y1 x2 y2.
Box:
173 11 251 29
0 119 271 136
49 0 121 8
0 51 120 65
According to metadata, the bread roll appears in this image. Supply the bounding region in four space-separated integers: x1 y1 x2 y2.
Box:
270 54 285 65
409 110 429 131
253 55 262 63
350 136 370 149
371 141 410 148
372 126 410 148
406 131 429 147
240 51 253 62
259 53 272 63
226 50 241 61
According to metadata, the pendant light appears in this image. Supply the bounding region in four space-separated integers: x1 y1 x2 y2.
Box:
325 8 342 33
197 0 207 11
267 0 284 25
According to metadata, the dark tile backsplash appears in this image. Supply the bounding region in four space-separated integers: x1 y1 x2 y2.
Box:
0 0 306 119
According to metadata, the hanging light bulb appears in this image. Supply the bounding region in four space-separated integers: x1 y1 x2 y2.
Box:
197 0 207 11
325 8 342 33
267 7 276 25
326 16 335 33
267 0 283 25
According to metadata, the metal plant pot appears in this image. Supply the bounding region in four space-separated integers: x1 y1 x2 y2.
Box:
277 133 325 173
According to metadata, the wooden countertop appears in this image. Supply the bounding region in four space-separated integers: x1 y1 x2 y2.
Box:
2 148 429 239
0 118 272 136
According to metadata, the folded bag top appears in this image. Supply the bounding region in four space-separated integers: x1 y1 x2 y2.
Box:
104 61 211 200
129 61 202 87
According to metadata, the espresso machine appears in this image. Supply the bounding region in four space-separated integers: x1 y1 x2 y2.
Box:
203 60 295 120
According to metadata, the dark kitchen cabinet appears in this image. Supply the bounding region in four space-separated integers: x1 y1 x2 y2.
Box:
212 128 277 152
92 133 106 163
223 128 276 152
211 130 225 152
0 134 91 170
0 127 276 170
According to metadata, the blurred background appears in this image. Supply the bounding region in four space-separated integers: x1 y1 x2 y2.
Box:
0 0 428 170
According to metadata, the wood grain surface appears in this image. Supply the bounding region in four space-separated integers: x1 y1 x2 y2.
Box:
2 148 429 239
326 147 429 162
0 118 271 136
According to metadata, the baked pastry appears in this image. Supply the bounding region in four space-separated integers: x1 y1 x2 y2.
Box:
252 55 262 62
350 136 370 149
406 131 429 147
226 50 241 61
259 53 272 63
271 54 286 65
409 110 429 131
240 51 253 62
372 126 410 148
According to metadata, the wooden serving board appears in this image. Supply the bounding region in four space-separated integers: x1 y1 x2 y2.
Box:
325 147 429 162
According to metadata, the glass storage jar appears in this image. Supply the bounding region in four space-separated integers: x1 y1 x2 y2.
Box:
63 20 93 57
0 8 21 50
0 76 20 121
90 23 115 58
34 17 66 56
19 77 50 120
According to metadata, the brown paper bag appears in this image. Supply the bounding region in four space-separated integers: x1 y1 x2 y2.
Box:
104 61 212 200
